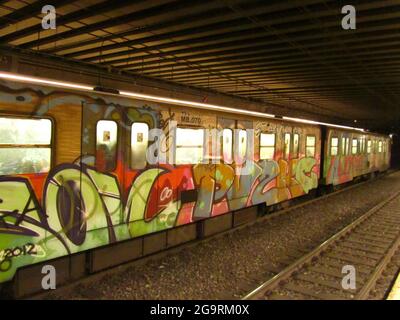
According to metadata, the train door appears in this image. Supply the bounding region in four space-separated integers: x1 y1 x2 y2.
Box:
342 132 351 180
281 124 293 192
217 118 235 165
80 102 124 244
224 118 254 211
291 127 302 193
214 118 235 214
122 106 162 238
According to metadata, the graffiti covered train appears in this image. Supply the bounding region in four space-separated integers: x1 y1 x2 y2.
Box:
0 79 391 287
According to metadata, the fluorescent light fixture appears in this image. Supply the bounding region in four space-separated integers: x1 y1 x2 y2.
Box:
119 90 276 119
282 116 365 132
0 71 93 91
0 71 366 131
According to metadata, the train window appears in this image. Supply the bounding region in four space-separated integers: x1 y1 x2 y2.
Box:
0 117 52 175
237 129 247 160
260 133 275 160
341 137 346 155
96 120 118 171
367 140 372 154
222 129 233 164
352 138 358 155
330 137 339 156
364 138 367 153
306 135 316 157
176 127 204 164
131 122 149 169
284 133 291 159
363 138 366 154
346 137 350 155
378 140 383 153
362 138 366 153
293 133 299 158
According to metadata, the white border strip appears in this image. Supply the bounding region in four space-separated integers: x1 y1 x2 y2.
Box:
0 71 364 131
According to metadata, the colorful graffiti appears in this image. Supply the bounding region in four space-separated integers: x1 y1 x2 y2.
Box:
0 156 318 283
323 130 390 185
0 80 321 284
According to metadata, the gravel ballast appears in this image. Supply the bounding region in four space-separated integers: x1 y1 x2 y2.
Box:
51 172 400 300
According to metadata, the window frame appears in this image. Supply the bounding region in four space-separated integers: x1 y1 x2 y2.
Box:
378 140 383 153
0 114 54 174
175 126 206 165
367 139 372 154
221 128 233 164
330 136 339 156
305 134 316 158
352 138 358 155
283 132 291 160
259 132 276 160
130 121 150 169
341 136 346 156
236 128 248 161
95 119 119 172
293 133 300 159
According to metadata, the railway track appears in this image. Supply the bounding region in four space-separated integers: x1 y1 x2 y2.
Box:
243 190 400 300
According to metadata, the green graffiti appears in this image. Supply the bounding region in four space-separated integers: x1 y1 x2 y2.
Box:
295 157 318 193
125 168 180 237
0 180 46 281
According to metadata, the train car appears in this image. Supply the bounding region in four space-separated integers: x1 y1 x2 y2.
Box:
322 127 391 185
0 78 323 291
0 76 390 295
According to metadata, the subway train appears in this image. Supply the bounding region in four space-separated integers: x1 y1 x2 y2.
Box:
0 74 391 295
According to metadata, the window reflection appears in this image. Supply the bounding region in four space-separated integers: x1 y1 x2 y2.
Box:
222 129 233 164
284 133 291 159
293 133 299 158
260 133 275 160
237 129 247 161
352 138 358 155
131 122 149 169
330 137 338 156
0 117 52 175
175 127 204 164
96 120 118 172
306 135 316 157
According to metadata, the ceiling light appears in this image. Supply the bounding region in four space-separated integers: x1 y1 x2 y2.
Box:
119 90 275 119
282 116 364 132
0 71 93 91
0 71 367 131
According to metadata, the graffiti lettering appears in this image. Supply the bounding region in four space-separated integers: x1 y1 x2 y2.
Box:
1 243 37 260
0 155 319 283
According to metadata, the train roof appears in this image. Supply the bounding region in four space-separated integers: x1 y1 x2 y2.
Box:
0 71 390 138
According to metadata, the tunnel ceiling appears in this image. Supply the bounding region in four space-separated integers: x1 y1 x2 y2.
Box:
0 0 399 130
